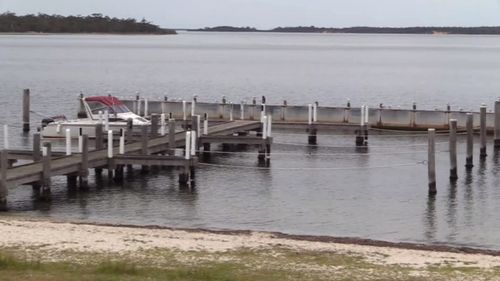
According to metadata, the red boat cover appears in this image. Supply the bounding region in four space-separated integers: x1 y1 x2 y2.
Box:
85 96 125 107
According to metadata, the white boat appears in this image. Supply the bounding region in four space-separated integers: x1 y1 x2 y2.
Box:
41 96 150 138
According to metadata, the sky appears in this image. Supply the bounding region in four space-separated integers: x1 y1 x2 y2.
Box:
1 0 500 29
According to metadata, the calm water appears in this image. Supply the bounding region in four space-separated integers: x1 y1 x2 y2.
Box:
2 32 500 249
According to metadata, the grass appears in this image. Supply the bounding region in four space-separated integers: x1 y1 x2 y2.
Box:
0 247 499 281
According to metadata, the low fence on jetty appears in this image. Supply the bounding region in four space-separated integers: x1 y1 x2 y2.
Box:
120 95 496 131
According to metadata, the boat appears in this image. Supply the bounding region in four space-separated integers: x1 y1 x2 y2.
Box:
41 96 150 138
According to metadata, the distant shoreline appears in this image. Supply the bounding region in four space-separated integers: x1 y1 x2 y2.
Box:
190 25 500 35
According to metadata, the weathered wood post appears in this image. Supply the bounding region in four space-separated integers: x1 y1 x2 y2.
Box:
411 102 417 127
308 103 317 145
0 150 8 209
220 96 226 119
144 98 149 117
428 128 437 195
229 102 234 121
65 128 72 156
281 100 287 121
258 116 267 161
94 123 104 176
266 115 272 161
33 132 41 162
240 101 245 120
22 89 30 132
126 118 133 143
160 113 166 136
495 100 500 148
95 123 104 150
449 119 458 181
251 97 256 120
191 96 196 117
182 100 187 122
79 135 89 189
363 105 369 143
168 118 176 155
78 128 83 153
107 130 115 178
356 106 365 146
179 131 191 185
42 142 52 196
202 113 210 152
150 113 159 138
465 113 474 169
480 105 487 159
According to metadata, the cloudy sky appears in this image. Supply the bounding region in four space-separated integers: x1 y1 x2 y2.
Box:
1 0 500 29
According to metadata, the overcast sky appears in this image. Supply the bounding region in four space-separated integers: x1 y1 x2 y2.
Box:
1 0 500 29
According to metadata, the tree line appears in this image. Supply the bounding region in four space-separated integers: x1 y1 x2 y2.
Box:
0 12 176 34
194 25 500 35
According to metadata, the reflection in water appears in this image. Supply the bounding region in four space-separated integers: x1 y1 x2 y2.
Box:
445 181 458 242
424 195 437 241
463 169 474 227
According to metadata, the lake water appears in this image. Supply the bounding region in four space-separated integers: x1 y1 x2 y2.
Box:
2 32 500 249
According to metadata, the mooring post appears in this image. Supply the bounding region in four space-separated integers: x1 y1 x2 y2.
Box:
107 130 115 178
94 123 104 176
65 128 72 156
258 116 267 161
168 118 176 155
126 118 133 143
466 113 474 169
495 100 500 148
282 100 287 121
191 115 198 137
449 119 458 181
220 96 226 119
267 115 272 160
196 115 201 139
191 130 197 156
240 102 245 120
160 113 166 136
356 106 365 146
134 93 140 114
480 105 487 159
95 123 104 150
42 142 52 195
0 150 8 209
229 103 234 121
137 98 142 117
22 88 30 132
191 96 196 117
78 128 83 153
150 113 159 138
33 132 41 162
144 98 149 117
251 97 256 120
104 110 110 131
179 131 192 185
428 128 437 195
79 135 89 189
203 113 208 135
364 105 369 143
119 129 125 155
182 100 187 122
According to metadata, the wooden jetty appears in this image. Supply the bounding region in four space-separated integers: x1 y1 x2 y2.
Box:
0 119 268 209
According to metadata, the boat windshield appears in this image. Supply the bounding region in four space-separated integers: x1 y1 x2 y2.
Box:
87 101 130 115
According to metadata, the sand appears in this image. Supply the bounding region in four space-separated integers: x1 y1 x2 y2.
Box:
0 216 499 269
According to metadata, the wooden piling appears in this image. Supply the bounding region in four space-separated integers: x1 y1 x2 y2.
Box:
495 100 500 148
428 128 437 195
281 100 287 121
79 135 89 189
33 133 41 162
126 119 133 143
480 105 487 159
168 119 176 155
465 113 474 169
95 123 104 150
42 143 52 193
0 150 8 207
22 89 30 132
151 114 159 138
449 119 458 181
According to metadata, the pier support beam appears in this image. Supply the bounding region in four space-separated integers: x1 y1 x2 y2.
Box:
22 89 30 132
42 143 52 199
465 113 474 170
79 135 89 189
480 105 487 159
428 129 437 195
449 119 458 181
